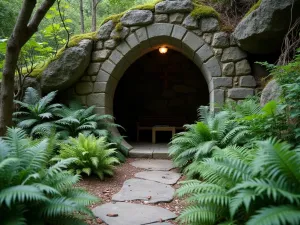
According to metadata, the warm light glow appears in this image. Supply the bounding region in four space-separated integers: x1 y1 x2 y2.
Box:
159 47 168 54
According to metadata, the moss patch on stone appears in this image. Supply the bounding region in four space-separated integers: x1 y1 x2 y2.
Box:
191 1 220 20
68 32 97 47
115 22 123 32
23 32 97 78
102 13 124 25
244 0 262 17
101 0 163 25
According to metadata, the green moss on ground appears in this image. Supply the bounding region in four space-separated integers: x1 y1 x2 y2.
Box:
244 0 262 17
191 1 220 20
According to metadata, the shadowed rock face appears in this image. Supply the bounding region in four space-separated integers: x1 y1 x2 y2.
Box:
233 0 300 54
260 79 281 106
41 39 93 93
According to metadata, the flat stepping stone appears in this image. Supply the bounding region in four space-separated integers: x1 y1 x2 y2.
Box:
93 202 176 225
135 171 181 185
112 178 175 203
130 159 175 171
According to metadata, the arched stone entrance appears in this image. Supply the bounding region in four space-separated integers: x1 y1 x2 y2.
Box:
114 48 209 142
72 2 257 148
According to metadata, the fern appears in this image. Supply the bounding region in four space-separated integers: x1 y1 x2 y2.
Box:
253 139 300 185
13 87 61 137
169 106 251 170
176 140 300 225
0 128 98 224
54 101 128 161
57 134 120 179
246 205 300 225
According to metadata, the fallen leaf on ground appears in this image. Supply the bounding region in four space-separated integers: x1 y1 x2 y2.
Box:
107 213 118 217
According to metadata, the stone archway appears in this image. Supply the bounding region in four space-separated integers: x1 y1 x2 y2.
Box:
72 1 257 148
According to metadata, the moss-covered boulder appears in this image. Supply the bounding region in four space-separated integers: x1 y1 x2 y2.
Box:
41 39 93 93
233 0 300 54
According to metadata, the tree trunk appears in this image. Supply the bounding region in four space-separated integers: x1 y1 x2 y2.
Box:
0 0 56 136
91 0 97 32
80 0 85 33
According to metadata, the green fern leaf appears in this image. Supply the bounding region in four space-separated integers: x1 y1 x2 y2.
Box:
246 205 300 225
0 185 48 207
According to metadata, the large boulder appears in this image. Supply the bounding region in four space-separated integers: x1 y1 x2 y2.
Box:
233 0 300 54
41 39 93 93
260 79 281 105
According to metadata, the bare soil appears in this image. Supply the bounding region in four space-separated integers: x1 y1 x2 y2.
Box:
78 158 187 225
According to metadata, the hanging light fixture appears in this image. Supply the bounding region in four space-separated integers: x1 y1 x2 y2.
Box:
159 46 168 54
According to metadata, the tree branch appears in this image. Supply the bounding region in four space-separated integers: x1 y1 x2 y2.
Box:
13 0 37 39
95 0 101 7
27 0 56 38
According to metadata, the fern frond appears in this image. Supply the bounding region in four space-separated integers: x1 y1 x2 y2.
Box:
254 139 300 186
0 185 48 207
38 90 57 111
229 178 300 204
177 205 217 225
246 205 300 225
23 87 40 105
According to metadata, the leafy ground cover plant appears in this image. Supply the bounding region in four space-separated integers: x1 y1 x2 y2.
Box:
176 139 300 225
224 99 289 141
0 127 98 225
169 106 251 175
13 88 129 161
54 101 129 161
57 134 120 180
54 101 116 139
266 53 300 143
13 87 61 137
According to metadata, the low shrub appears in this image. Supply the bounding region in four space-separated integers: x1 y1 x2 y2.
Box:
268 53 300 143
224 99 289 141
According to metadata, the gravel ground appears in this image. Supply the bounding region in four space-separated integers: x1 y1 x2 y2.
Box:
78 158 186 225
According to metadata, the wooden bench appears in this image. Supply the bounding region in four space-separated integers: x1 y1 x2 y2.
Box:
136 116 186 142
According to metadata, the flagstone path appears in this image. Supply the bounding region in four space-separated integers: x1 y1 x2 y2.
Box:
92 159 182 225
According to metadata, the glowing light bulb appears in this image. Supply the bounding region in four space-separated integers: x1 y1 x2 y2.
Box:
159 47 168 54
